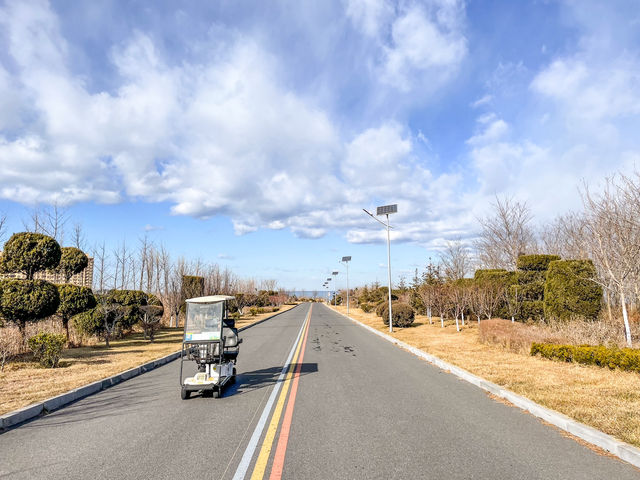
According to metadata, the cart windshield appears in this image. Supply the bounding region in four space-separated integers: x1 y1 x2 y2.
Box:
184 301 223 341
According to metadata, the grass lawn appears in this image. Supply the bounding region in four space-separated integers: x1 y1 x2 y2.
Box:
331 305 640 449
0 304 297 416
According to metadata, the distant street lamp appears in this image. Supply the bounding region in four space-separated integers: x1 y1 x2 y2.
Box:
331 271 339 306
341 256 351 316
364 204 397 333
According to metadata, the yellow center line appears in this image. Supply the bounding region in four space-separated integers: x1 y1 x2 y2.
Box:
249 308 311 480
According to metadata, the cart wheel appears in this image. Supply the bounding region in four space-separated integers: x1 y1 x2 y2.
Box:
213 388 220 399
202 389 213 398
181 388 190 400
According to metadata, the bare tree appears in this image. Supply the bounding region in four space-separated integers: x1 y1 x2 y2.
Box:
582 174 640 347
92 241 110 293
24 203 68 243
0 211 7 245
475 196 536 269
440 239 471 281
540 212 590 259
71 222 87 250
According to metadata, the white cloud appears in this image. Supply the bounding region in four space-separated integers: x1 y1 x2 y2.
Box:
531 57 640 123
345 0 393 37
0 1 476 248
466 117 509 146
345 0 467 92
382 2 467 91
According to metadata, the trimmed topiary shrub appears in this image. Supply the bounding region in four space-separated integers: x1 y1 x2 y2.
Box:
375 302 387 317
181 275 204 299
106 289 148 331
381 302 415 327
474 269 508 280
73 308 104 338
56 284 96 341
544 260 602 321
516 254 561 272
0 279 60 338
56 247 89 282
531 342 640 373
520 300 544 321
0 232 61 279
28 332 66 368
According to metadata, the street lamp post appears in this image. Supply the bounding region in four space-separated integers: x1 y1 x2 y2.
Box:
341 256 351 316
331 271 339 306
364 204 397 333
326 278 332 304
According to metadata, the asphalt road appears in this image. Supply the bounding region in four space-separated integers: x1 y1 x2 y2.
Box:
1 303 638 479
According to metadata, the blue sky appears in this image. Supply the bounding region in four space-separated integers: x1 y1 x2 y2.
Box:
1 0 639 290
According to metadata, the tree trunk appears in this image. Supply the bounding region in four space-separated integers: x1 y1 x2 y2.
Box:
105 332 110 348
511 315 515 323
605 290 613 323
455 315 460 332
477 314 481 324
440 314 444 328
620 289 633 347
461 311 465 326
63 317 70 342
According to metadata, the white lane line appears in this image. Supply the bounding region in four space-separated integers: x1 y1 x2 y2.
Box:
231 305 310 480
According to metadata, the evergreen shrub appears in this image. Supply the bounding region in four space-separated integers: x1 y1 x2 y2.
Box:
28 332 66 368
381 302 415 327
516 254 561 272
544 260 602 321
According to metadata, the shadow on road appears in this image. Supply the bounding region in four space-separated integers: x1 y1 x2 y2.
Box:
223 363 318 397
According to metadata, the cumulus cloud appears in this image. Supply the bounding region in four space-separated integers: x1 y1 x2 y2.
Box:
0 0 472 248
345 0 467 92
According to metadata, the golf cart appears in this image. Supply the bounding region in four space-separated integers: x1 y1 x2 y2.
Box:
179 295 242 399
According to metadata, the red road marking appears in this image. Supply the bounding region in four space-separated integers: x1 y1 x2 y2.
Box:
268 305 312 480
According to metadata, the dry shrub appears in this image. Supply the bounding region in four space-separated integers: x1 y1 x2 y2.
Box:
544 316 639 348
478 319 566 353
479 316 640 353
0 327 22 371
0 316 97 362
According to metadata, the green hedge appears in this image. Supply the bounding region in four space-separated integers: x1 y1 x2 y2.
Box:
544 260 602 321
531 342 640 373
516 254 561 272
520 300 544 321
474 269 508 280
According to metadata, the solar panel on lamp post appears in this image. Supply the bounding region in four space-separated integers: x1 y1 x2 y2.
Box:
363 204 397 333
341 256 351 315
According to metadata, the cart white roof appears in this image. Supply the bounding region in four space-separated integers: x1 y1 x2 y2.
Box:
185 295 236 304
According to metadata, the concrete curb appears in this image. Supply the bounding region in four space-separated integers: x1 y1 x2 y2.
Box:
330 306 640 470
1 304 300 432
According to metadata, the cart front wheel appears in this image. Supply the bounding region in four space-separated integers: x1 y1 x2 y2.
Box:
181 388 190 400
213 388 221 399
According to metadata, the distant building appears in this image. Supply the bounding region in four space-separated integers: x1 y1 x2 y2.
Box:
0 257 94 288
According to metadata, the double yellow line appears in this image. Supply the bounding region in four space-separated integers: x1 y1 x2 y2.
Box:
249 305 312 480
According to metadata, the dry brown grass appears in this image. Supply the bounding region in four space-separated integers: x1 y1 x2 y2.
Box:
332 305 640 448
478 319 567 353
0 328 183 415
0 305 295 415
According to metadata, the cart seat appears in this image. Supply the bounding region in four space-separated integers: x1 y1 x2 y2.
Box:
223 327 239 347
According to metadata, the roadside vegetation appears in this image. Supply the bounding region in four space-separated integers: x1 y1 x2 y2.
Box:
0 207 295 413
330 169 640 448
